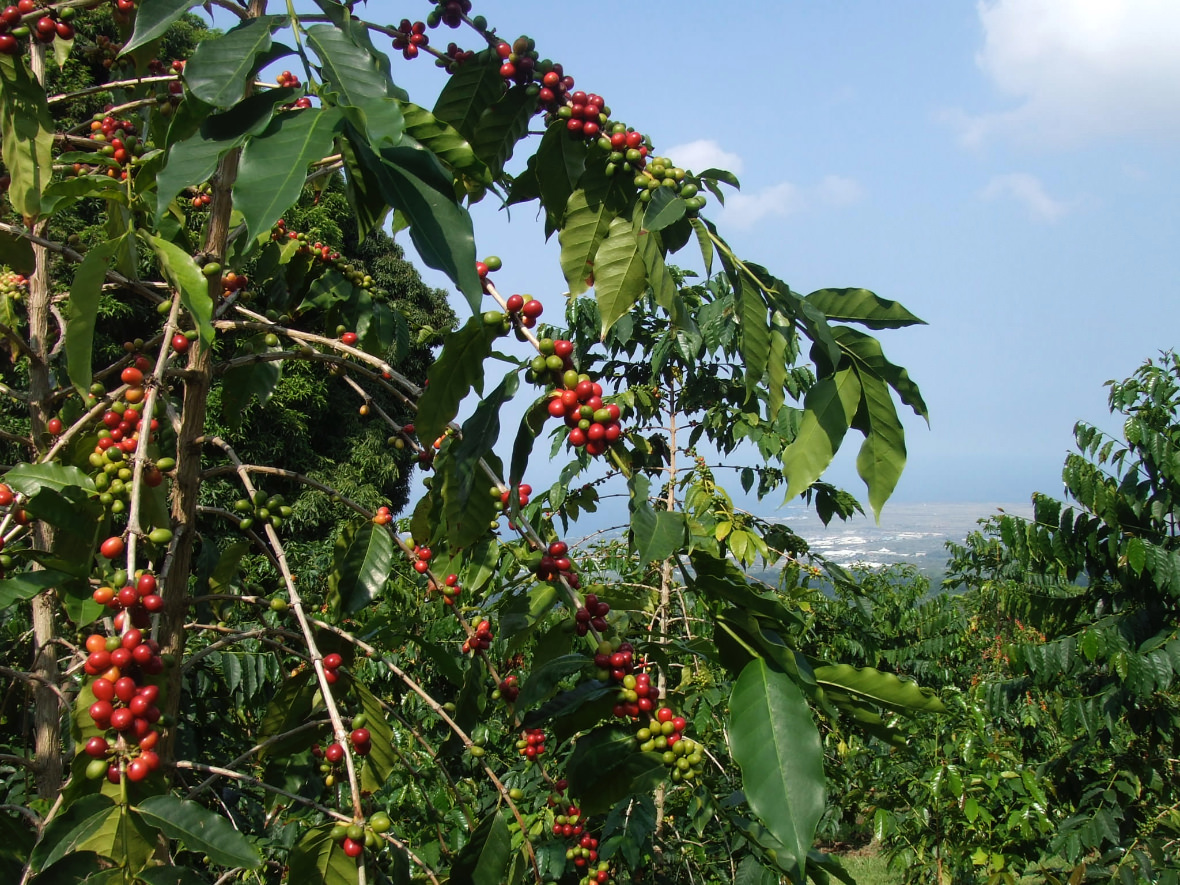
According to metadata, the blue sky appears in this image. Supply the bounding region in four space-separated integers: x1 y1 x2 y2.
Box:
304 1 1180 508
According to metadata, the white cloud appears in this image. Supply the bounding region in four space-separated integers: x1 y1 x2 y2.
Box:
979 173 1070 221
660 139 743 175
960 0 1180 146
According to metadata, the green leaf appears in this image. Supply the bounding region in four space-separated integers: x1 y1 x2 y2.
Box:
594 216 647 338
813 664 945 714
0 54 54 223
220 357 281 428
416 316 499 447
235 106 344 244
833 326 928 422
65 237 124 395
347 135 481 311
122 0 197 54
1126 536 1147 576
729 658 826 885
306 24 404 147
559 188 619 298
39 176 129 217
805 287 926 330
28 795 113 872
432 50 505 141
353 680 398 792
397 100 491 190
853 370 908 520
258 669 316 757
736 276 771 404
628 474 687 563
184 16 276 109
136 795 263 869
509 397 551 488
565 726 666 815
27 852 105 885
3 462 95 497
0 570 76 609
0 228 34 273
536 123 586 233
38 802 155 874
782 367 862 503
642 186 687 232
467 85 536 177
450 811 510 885
288 823 362 885
144 233 215 347
515 654 589 712
328 520 394 615
690 217 713 276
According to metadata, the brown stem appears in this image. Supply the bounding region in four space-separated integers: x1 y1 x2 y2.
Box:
653 379 679 838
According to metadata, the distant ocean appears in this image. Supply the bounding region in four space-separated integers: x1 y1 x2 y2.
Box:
759 501 1034 586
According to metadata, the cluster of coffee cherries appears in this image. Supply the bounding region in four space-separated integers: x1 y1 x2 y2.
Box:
231 490 292 533
573 592 610 637
0 0 74 55
503 291 544 329
322 652 344 684
492 672 518 702
635 155 708 215
410 544 432 574
372 505 393 526
635 707 705 783
391 19 428 59
437 572 462 606
474 254 502 292
77 112 143 180
330 810 392 860
436 41 475 72
0 483 17 575
190 184 212 209
495 37 540 87
546 376 623 456
275 69 301 88
516 727 546 760
270 221 379 292
425 0 470 29
81 627 166 784
535 539 579 589
461 618 493 654
555 91 608 141
91 572 165 625
0 270 27 303
494 482 531 513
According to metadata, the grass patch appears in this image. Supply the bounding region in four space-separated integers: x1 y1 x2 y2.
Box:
837 849 901 885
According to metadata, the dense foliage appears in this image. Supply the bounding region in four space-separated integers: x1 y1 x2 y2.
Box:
0 2 937 884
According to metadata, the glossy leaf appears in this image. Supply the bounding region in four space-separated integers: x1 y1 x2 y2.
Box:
137 795 263 869
184 16 276 109
0 570 76 610
781 367 862 503
565 726 666 815
0 228 34 273
535 122 586 233
145 233 215 346
629 474 687 563
0 54 54 224
853 370 908 520
729 658 826 885
353 680 398 792
432 50 505 141
136 867 212 885
642 186 687 232
593 216 647 338
515 654 589 712
258 669 316 757
306 24 404 147
468 85 536 178
65 237 123 395
3 462 95 497
416 316 500 447
122 0 197 54
558 188 618 297
220 357 281 429
812 664 945 714
398 100 491 190
450 811 510 885
288 824 362 885
235 106 343 245
328 520 395 616
806 287 926 330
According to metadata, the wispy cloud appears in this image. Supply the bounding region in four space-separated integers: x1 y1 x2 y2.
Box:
979 173 1070 221
955 0 1180 147
660 139 744 175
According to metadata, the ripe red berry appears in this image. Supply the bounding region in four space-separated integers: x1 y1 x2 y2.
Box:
325 742 344 763
521 299 543 319
323 653 342 670
171 332 190 353
342 837 363 858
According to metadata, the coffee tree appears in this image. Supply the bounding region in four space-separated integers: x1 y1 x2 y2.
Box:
0 1 938 882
